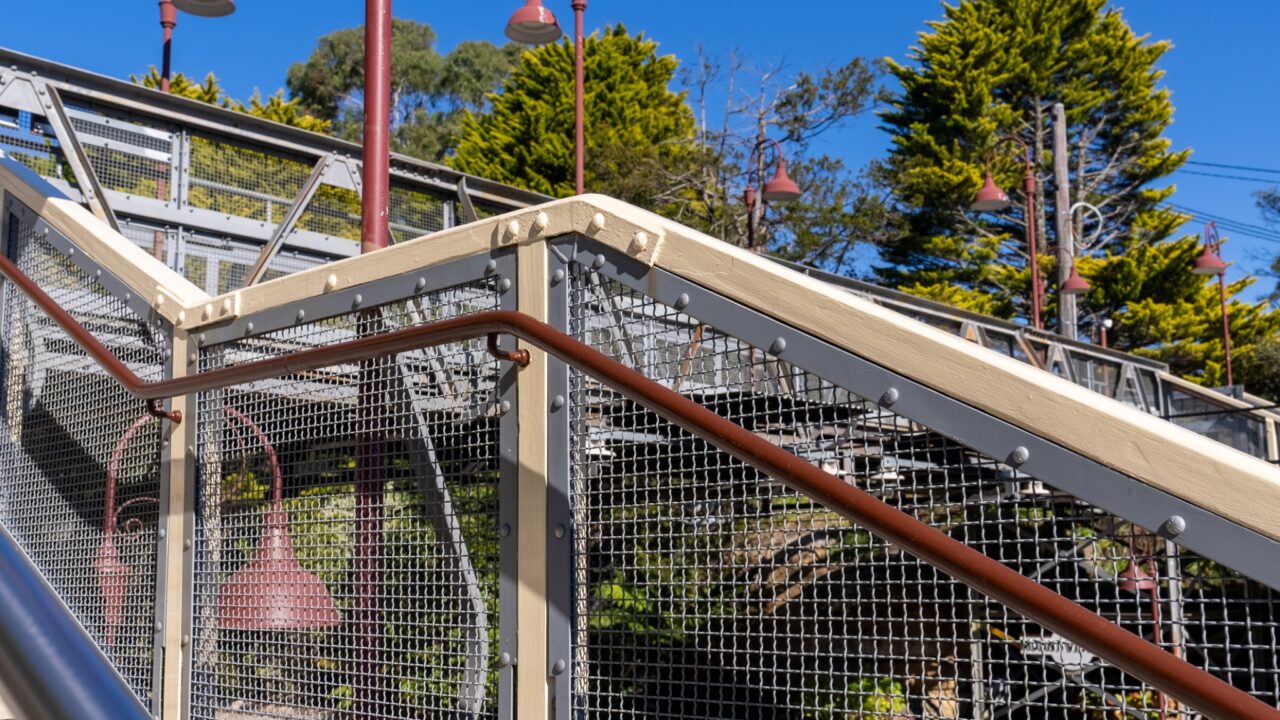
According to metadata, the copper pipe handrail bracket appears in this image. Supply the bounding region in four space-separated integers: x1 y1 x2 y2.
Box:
0 250 1273 720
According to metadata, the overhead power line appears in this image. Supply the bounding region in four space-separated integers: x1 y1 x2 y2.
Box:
1166 204 1280 245
1176 169 1280 184
1170 204 1280 236
1186 160 1280 176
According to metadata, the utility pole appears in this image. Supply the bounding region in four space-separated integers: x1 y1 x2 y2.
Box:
1052 103 1077 339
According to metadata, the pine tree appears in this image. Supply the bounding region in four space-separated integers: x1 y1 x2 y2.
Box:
452 25 696 208
879 0 1278 384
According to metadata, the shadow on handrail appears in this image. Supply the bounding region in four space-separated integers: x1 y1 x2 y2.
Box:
0 250 1274 720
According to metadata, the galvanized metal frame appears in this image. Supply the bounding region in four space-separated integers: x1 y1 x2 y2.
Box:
545 244 572 720
497 264 520 720
552 234 1280 592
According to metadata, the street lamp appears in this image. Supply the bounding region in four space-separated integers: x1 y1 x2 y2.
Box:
1059 202 1103 336
505 1 589 195
970 137 1043 329
1100 317 1113 349
744 138 803 252
1191 220 1233 386
158 1 237 93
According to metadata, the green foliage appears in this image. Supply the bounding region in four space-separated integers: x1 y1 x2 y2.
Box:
1233 335 1280 401
285 20 518 161
802 674 910 719
454 25 696 207
132 67 330 132
878 0 1278 386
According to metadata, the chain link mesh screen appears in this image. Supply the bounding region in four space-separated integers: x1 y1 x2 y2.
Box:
191 277 505 719
0 210 168 706
567 264 1279 720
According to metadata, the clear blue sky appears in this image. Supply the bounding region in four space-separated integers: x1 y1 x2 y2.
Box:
3 1 1278 299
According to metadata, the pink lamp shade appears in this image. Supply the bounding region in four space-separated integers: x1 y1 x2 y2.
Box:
218 509 341 630
505 0 563 44
971 170 1011 212
172 0 236 17
761 158 802 203
1191 244 1227 276
1061 264 1090 295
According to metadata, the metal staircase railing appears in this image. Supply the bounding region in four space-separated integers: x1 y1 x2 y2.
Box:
0 245 1274 719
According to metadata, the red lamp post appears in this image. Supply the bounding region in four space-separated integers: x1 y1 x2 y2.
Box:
744 138 803 253
506 1 588 195
1191 220 1233 386
971 137 1044 330
157 0 236 92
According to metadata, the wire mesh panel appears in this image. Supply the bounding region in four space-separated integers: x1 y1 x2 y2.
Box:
187 135 312 225
69 106 175 202
566 262 1280 720
191 277 506 719
0 207 168 706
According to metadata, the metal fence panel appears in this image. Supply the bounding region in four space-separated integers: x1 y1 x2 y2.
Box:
0 200 169 709
565 257 1279 720
189 273 508 719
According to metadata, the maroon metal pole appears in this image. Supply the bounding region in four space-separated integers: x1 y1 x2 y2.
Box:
158 1 176 93
1023 150 1043 330
1219 271 1234 386
357 0 392 715
573 0 587 195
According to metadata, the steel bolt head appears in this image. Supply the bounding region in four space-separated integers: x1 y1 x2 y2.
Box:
881 388 900 406
498 652 512 667
551 268 566 285
1009 446 1031 466
554 524 566 539
1164 515 1187 537
184 539 192 550
500 278 512 292
769 337 787 355
551 395 565 411
500 524 512 538
589 212 606 233
552 659 566 675
592 253 606 270
485 259 498 274
296 309 306 322
181 634 190 646
674 293 690 310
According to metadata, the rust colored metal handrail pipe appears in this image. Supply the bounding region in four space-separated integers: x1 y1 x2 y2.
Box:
0 251 1273 720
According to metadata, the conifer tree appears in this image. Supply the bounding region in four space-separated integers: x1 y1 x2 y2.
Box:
879 0 1278 384
452 25 696 210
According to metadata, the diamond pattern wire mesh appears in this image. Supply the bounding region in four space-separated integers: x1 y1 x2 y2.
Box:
0 209 167 706
1 111 74 184
191 278 505 719
566 264 1280 720
188 135 312 225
